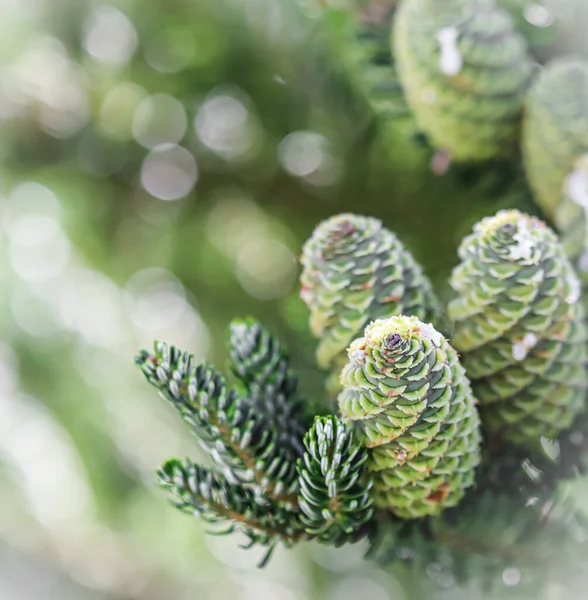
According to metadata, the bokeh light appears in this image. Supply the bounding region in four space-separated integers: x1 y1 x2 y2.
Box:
140 144 198 200
278 131 341 186
133 93 188 148
195 90 263 161
83 6 138 66
236 237 296 299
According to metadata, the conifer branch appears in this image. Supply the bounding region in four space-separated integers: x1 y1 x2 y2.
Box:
135 343 299 506
159 459 305 565
228 318 309 459
297 416 374 546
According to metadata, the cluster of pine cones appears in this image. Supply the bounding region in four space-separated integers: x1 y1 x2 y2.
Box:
138 0 588 545
300 207 588 519
296 0 588 519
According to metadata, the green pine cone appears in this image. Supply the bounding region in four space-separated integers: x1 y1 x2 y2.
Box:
448 210 588 448
394 0 534 161
297 415 374 546
523 58 588 220
338 316 481 519
300 213 441 371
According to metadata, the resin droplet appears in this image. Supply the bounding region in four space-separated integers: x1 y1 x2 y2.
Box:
436 27 463 76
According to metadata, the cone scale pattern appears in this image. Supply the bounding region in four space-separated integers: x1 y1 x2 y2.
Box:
522 58 588 220
338 316 481 519
394 0 533 161
300 213 440 371
448 210 588 448
522 59 588 285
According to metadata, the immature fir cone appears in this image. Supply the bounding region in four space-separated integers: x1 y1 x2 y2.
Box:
523 58 588 219
522 59 588 281
300 214 441 372
338 316 481 519
394 0 534 161
448 210 588 448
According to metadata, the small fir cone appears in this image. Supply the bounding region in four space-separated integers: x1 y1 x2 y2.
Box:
338 316 481 519
522 58 588 220
300 213 441 373
394 0 534 161
448 210 588 449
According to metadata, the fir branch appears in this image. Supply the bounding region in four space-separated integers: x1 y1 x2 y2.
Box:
159 459 305 566
229 317 297 396
135 342 299 506
297 416 374 545
228 318 309 458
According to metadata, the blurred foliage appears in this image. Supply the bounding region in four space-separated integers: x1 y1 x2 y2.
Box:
0 0 587 598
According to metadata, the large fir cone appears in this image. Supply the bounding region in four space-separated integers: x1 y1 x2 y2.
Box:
338 316 481 519
300 213 441 370
448 210 588 448
394 0 534 161
522 58 588 220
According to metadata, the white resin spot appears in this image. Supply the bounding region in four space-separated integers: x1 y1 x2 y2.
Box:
502 567 522 586
509 219 535 261
420 323 442 346
350 347 365 363
512 332 538 361
512 343 528 361
566 269 581 304
436 27 463 77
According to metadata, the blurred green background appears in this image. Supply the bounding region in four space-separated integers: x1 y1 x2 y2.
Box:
1 0 587 598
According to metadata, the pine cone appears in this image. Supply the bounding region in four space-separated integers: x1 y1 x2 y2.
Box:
448 210 588 448
523 58 588 219
338 316 481 519
394 0 533 161
522 58 588 288
300 213 441 371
